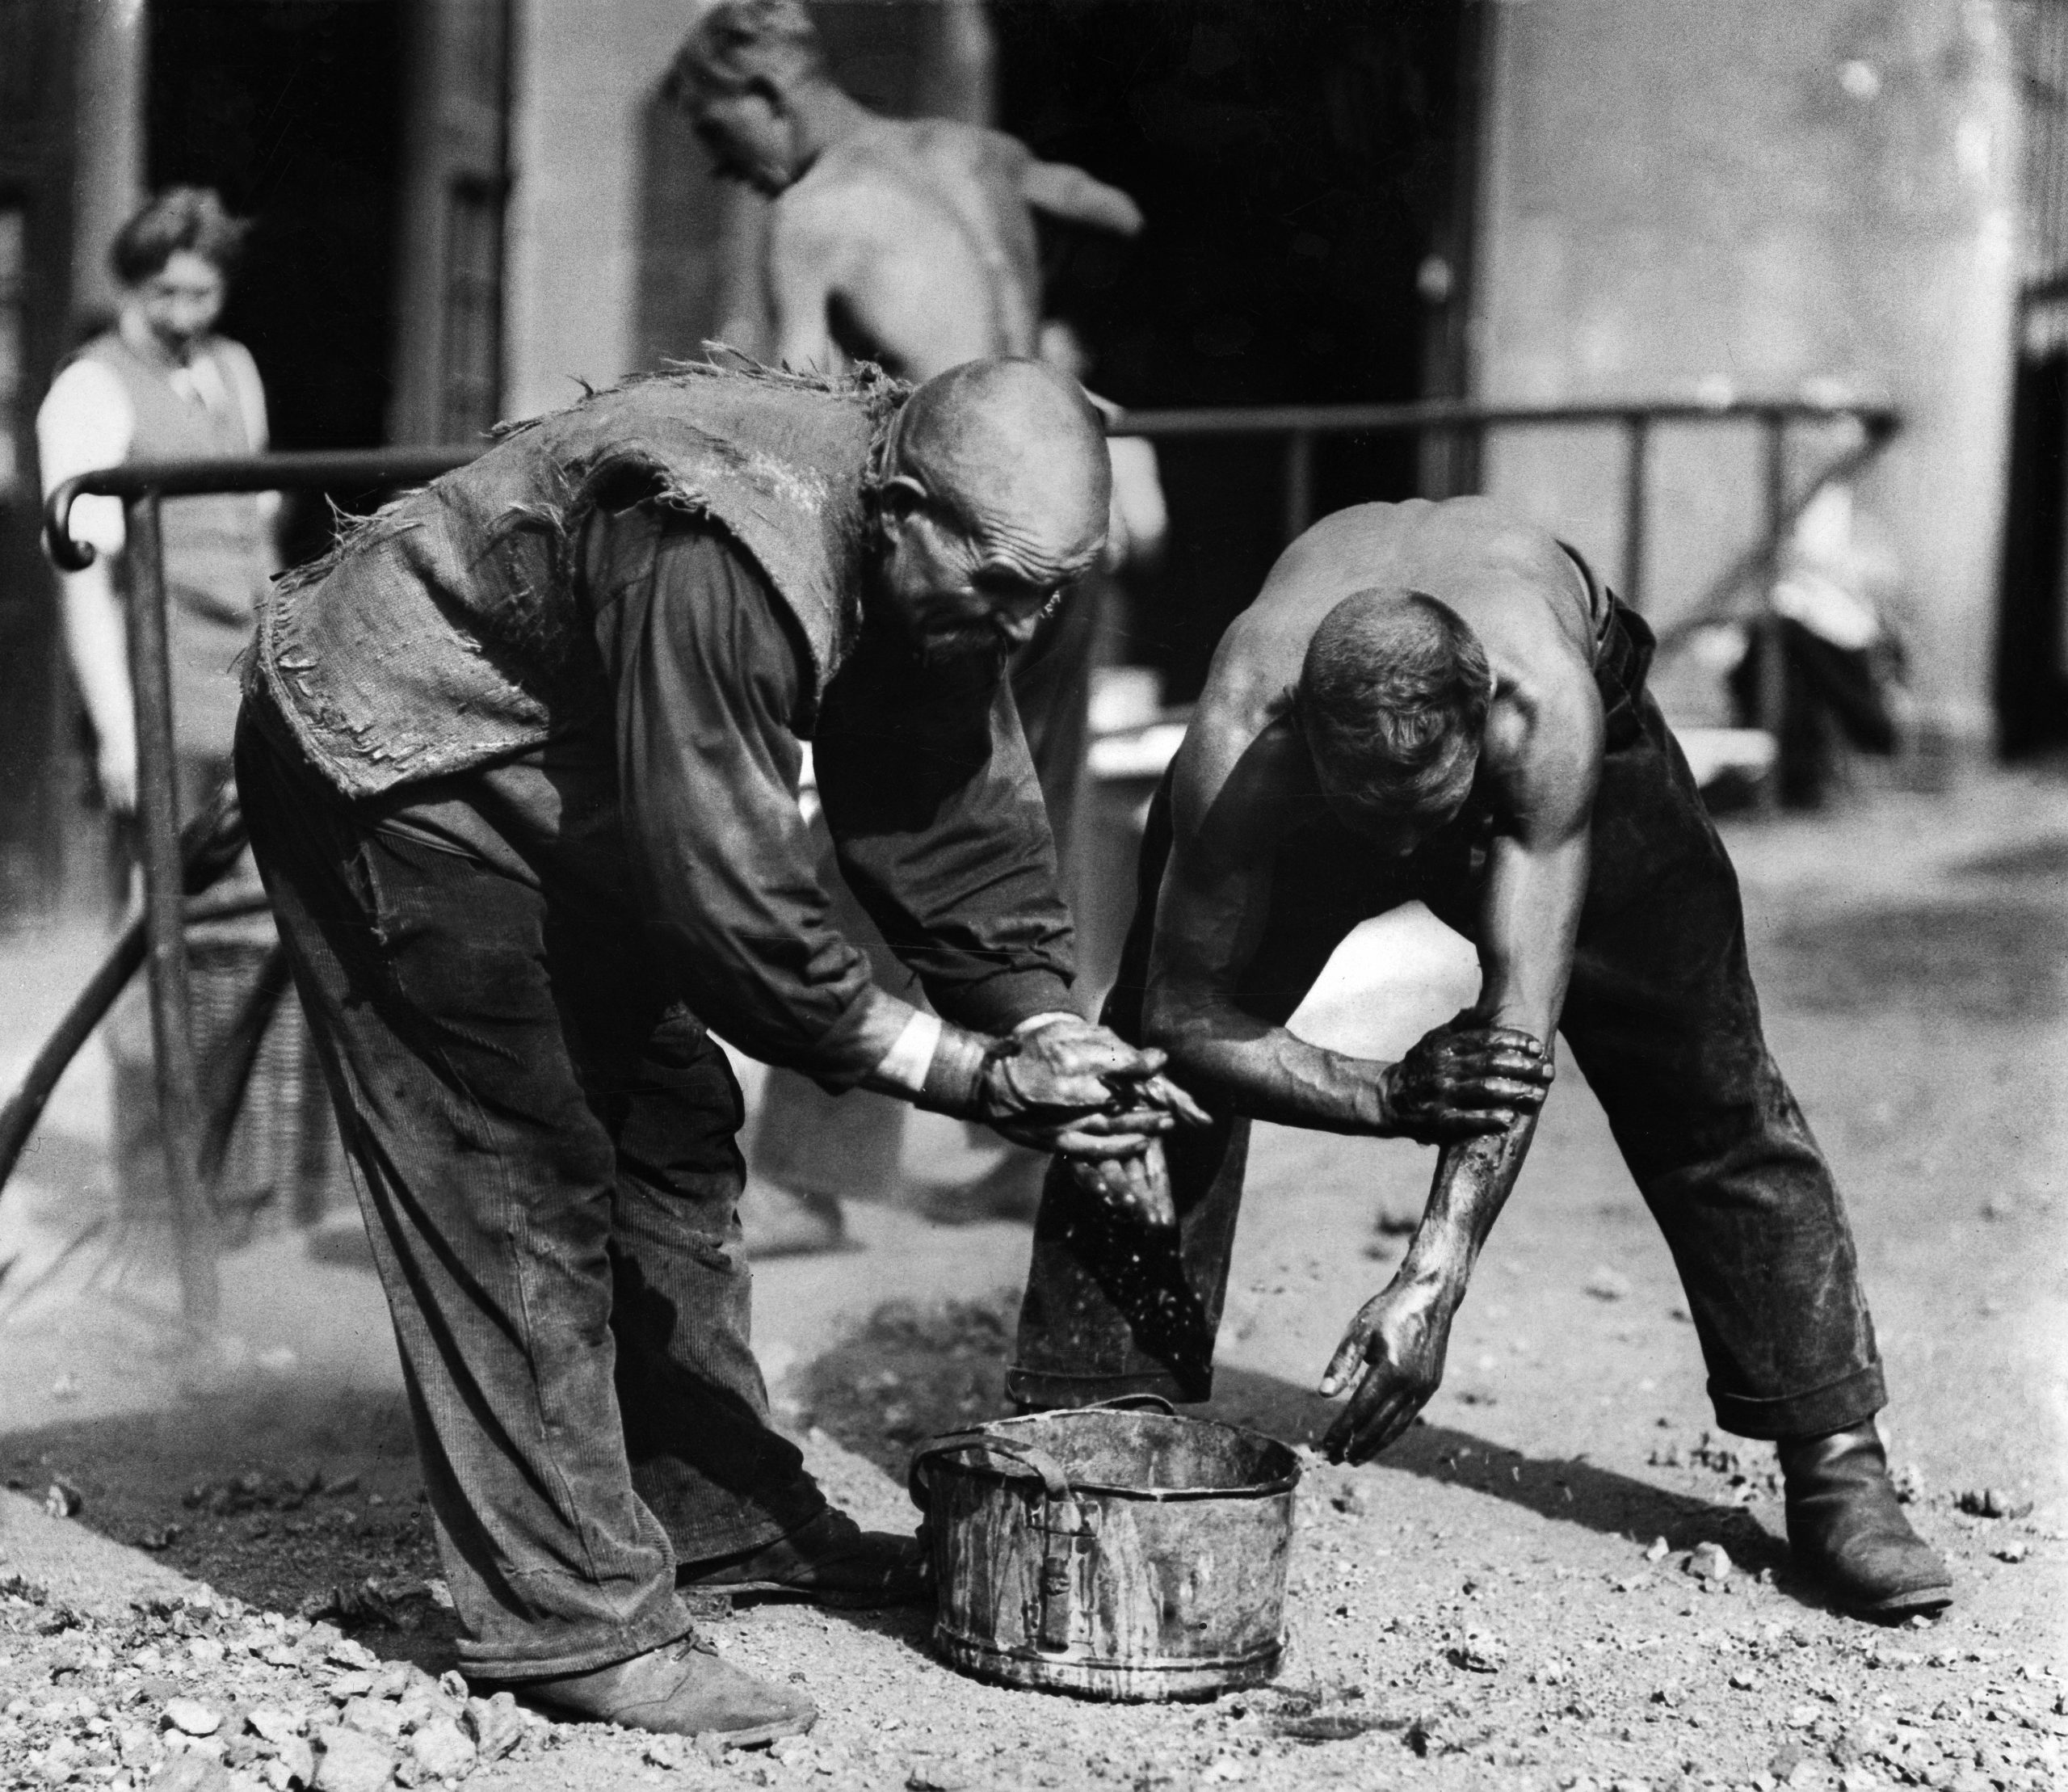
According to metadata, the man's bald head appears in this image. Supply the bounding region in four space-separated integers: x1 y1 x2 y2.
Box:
867 359 1111 663
887 358 1111 572
1299 588 1494 834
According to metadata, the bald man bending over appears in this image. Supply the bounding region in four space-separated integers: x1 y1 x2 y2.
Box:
237 356 1202 1740
1011 496 1952 1622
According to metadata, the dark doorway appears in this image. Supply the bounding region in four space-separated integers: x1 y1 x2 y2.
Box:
992 0 1476 700
148 0 405 541
1997 331 2068 756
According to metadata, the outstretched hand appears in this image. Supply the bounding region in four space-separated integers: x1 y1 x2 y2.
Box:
977 1018 1212 1159
1068 1140 1178 1230
1317 1271 1459 1463
1377 1012 1552 1144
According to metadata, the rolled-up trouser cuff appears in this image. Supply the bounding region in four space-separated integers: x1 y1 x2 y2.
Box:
459 1592 698 1685
1710 1361 1886 1441
1005 1365 1202 1411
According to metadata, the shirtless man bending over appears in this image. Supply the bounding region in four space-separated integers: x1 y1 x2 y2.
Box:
670 0 1144 1245
1009 496 1953 1620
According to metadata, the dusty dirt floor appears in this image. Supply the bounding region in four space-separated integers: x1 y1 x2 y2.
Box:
1 770 2065 1792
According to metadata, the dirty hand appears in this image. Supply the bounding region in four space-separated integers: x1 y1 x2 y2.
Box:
1318 1271 1460 1463
1374 1013 1551 1145
1068 1138 1178 1230
976 1018 1211 1159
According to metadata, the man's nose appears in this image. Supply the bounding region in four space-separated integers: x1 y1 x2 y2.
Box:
994 611 1042 650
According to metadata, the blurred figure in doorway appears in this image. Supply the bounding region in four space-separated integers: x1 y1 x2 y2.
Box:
1726 483 1910 810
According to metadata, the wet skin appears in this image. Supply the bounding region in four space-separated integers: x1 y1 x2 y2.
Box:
1143 496 1607 1462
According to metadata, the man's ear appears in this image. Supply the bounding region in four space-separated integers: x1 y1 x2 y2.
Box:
746 73 788 117
878 473 928 523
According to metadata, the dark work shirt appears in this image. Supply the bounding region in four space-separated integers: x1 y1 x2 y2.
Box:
585 505 1074 1082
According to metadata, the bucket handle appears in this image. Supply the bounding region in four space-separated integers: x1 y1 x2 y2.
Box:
1080 1392 1178 1416
903 1396 1173 1511
907 1429 1087 1655
907 1428 1075 1511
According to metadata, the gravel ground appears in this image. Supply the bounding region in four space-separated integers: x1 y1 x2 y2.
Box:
2 773 2066 1791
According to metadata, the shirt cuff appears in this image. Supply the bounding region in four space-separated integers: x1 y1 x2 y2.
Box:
937 969 1076 1037
1013 1012 1080 1035
870 1009 941 1095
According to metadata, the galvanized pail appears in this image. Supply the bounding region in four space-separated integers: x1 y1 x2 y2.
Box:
908 1400 1301 1702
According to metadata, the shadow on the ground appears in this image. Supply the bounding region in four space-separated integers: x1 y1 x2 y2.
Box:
2 1377 458 1669
797 1294 1786 1576
1205 1365 1788 1574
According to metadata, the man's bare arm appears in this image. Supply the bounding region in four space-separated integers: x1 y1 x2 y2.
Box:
765 203 840 373
1144 705 1551 1138
1020 158 1144 237
1321 663 1604 1463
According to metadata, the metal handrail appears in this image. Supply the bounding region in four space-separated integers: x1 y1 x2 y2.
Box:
42 448 479 571
41 446 480 1335
36 390 1902 1335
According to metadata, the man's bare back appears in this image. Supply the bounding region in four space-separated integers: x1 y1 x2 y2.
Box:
770 118 1045 378
1181 497 1600 834
675 16 1140 383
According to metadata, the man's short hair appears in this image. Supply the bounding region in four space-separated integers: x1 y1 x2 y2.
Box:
1298 588 1493 816
109 188 249 288
669 0 824 100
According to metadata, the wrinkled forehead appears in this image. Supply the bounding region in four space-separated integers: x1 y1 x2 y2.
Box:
898 422 1108 578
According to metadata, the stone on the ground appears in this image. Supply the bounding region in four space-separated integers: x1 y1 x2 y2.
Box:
248 1710 305 1746
1451 1627 1507 1672
408 1718 477 1781
165 1699 225 1737
148 1758 234 1792
1644 1536 1670 1562
1584 1266 1633 1301
1688 1541 1733 1581
341 1697 406 1742
279 1730 318 1787
312 1725 396 1792
462 1693 523 1764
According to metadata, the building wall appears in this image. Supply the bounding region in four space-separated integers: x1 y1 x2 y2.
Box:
1473 0 2020 756
502 0 696 423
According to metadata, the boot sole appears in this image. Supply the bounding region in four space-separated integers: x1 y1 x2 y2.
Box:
693 1710 817 1748
511 1687 818 1746
1844 1581 1954 1620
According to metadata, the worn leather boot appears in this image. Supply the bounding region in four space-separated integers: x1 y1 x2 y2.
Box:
1779 1424 1952 1618
506 1634 814 1743
677 1508 931 1608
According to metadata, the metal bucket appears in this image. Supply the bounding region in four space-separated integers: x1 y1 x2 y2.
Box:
907 1399 1301 1702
